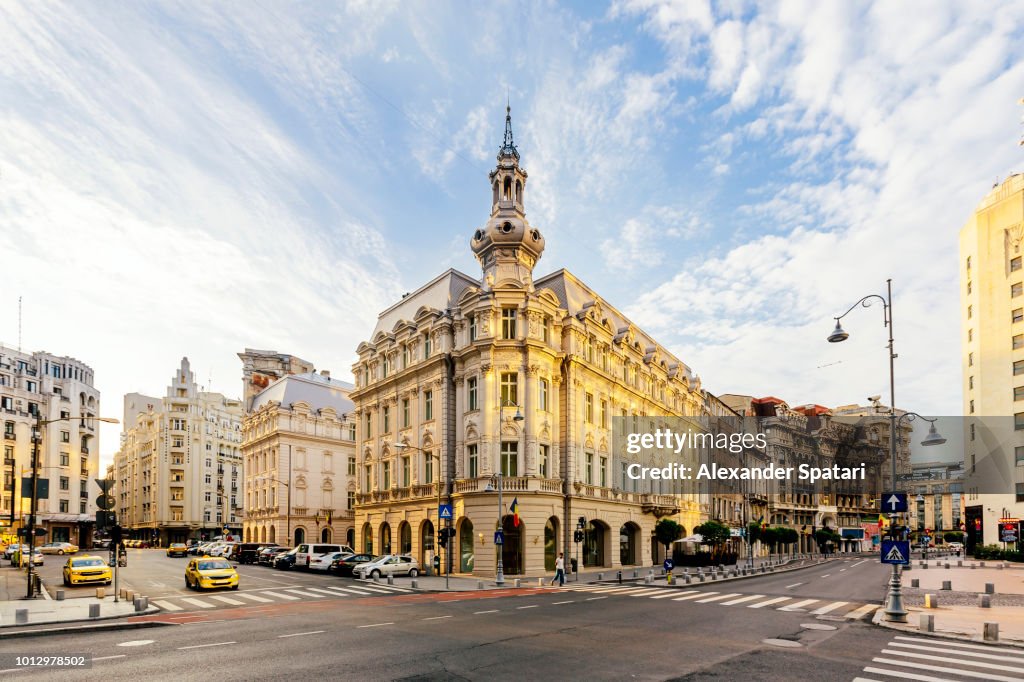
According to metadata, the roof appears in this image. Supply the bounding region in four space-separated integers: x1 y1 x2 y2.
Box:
250 372 354 415
371 269 480 337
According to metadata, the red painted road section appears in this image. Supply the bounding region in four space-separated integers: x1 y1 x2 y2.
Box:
129 587 558 625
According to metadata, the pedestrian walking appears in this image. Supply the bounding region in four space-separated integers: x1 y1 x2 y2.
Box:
551 552 565 586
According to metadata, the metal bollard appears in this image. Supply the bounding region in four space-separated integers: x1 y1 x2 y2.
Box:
477 580 484 589
134 596 147 612
514 579 521 588
984 622 999 642
15 609 28 625
56 590 65 601
411 580 419 589
387 575 394 585
944 562 950 569
373 576 380 583
598 573 604 581
911 578 920 588
986 583 995 595
633 568 638 578
89 603 100 618
698 574 705 582
684 574 691 584
645 575 653 584
924 594 938 608
941 580 951 590
979 594 991 608
919 614 934 632
617 570 622 584
957 560 963 567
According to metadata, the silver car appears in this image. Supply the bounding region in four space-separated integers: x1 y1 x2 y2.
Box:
354 554 420 579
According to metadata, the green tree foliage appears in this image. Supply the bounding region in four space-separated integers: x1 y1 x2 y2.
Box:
694 520 732 550
654 518 683 555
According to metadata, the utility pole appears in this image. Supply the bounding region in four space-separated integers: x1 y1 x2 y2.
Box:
25 412 41 598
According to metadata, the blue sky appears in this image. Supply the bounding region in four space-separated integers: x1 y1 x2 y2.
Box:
1 1 1023 465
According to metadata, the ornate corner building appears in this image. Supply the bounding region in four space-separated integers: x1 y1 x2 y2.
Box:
350 108 710 577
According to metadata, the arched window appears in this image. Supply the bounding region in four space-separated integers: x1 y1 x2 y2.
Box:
294 527 305 545
362 523 373 553
544 517 559 571
399 522 412 554
459 518 474 573
503 177 511 200
380 522 392 555
269 526 276 543
515 179 522 203
321 527 332 543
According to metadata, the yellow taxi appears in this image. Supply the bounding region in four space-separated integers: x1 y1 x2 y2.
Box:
185 556 239 591
62 555 112 586
166 543 189 557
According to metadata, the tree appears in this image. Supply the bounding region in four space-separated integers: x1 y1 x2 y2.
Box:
781 527 799 556
654 518 683 558
747 521 762 545
943 531 964 543
762 527 781 556
694 520 732 558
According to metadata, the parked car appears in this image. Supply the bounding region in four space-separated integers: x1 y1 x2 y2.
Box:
274 547 299 570
258 546 289 566
63 555 112 586
330 553 377 577
4 544 27 560
188 542 210 556
92 538 111 550
295 543 354 569
39 542 79 555
185 556 239 591
234 543 277 564
354 555 419 579
309 551 351 571
166 543 189 557
209 542 237 558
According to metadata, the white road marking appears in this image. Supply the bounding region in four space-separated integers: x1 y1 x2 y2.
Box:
820 574 831 578
178 641 236 650
862 668 955 682
809 601 849 615
179 597 215 609
721 594 765 606
585 596 607 601
552 600 575 605
260 590 299 600
93 655 127 661
748 597 790 609
234 592 272 603
893 635 1024 655
839 568 847 572
879 648 1023 674
672 592 712 601
116 640 154 647
306 587 346 596
278 630 325 638
209 595 245 606
151 599 183 611
695 593 741 604
517 605 538 609
778 599 818 612
283 589 323 598
423 615 453 620
474 610 499 614
844 604 879 619
850 559 868 568
338 587 374 595
357 622 393 628
785 583 804 589
649 592 684 599
871 657 1021 682
887 641 1024 662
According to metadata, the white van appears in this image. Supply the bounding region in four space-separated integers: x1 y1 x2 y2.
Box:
294 543 354 569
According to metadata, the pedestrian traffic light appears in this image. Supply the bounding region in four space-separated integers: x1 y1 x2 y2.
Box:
110 525 122 544
438 530 447 548
573 529 584 543
577 516 586 529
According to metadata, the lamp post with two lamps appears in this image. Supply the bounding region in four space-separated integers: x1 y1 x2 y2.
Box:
828 279 946 622
391 442 449 590
484 399 523 587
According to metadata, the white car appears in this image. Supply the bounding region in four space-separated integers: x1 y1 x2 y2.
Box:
354 554 419 579
308 551 352 571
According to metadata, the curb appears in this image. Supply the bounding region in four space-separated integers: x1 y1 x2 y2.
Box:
0 618 178 640
0 605 162 632
591 557 842 588
870 608 1024 649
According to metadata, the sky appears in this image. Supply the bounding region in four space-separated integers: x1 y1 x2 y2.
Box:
1 1 1022 470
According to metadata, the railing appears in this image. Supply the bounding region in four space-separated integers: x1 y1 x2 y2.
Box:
3 433 14 440
81 446 89 454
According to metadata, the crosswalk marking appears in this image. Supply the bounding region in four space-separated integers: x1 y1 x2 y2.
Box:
748 597 789 609
893 635 1024 656
778 599 817 612
339 586 375 595
673 591 715 601
649 592 685 599
261 590 299 600
809 601 848 615
721 594 764 606
887 641 1024 663
859 635 1024 682
180 597 216 609
879 649 1024 674
285 589 324 598
306 587 346 596
695 593 741 604
235 592 272 603
355 584 402 593
152 599 183 611
844 603 879 619
863 667 956 682
870 656 1021 682
208 595 245 606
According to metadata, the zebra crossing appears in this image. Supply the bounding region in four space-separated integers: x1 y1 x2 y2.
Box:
855 634 1024 682
151 581 415 612
558 584 879 619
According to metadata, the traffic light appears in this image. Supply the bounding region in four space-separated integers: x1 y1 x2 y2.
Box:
573 529 584 543
577 516 586 529
438 530 448 548
110 525 122 545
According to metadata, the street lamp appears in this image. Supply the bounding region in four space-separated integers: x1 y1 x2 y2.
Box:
827 280 945 622
392 441 448 590
24 413 119 599
484 399 523 586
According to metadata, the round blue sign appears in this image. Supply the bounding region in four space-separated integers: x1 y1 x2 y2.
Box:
663 558 674 571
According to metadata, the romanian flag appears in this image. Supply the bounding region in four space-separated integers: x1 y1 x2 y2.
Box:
757 515 766 530
510 498 520 527
878 514 889 530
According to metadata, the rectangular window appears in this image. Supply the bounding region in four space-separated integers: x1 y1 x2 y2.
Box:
364 412 372 438
402 398 410 428
469 315 477 341
383 461 391 489
585 393 593 423
60 499 68 513
402 345 409 369
382 355 389 378
348 456 356 476
424 455 433 484
600 456 607 487
1016 446 1024 466
1018 482 1024 503
60 476 69 490
501 442 518 477
539 379 548 411
382 406 390 433
60 430 69 443
970 423 976 441
468 444 478 478
1013 256 1022 272
586 452 594 485
967 281 972 295
1015 412 1024 430
970 399 975 414
365 464 372 490
1015 335 1024 350
402 456 410 486
539 444 549 477
60 452 69 466
968 352 974 367
1014 309 1023 323
1013 283 1023 298
500 372 518 406
468 377 478 411
966 256 971 270
501 308 517 339
967 305 972 319
423 332 432 358
205 492 211 502
1016 387 1024 401
424 390 433 420
347 490 355 510
968 329 973 342
1016 361 1024 376
600 400 608 428
348 422 356 441
542 317 550 344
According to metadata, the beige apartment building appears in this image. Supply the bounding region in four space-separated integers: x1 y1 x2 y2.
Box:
242 371 357 548
351 109 708 578
959 172 1024 551
113 358 244 544
0 345 102 546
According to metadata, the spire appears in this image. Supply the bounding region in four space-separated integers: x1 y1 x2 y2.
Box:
498 104 519 161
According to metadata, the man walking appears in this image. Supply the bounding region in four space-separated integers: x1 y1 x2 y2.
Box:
551 552 565 586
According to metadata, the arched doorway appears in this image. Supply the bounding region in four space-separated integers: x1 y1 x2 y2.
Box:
421 520 435 568
346 528 354 548
245 528 251 542
584 520 608 568
459 518 474 572
259 527 265 543
399 522 412 555
500 515 524 575
620 522 640 565
321 527 332 543
269 526 276 544
544 517 559 571
294 527 305 545
380 522 392 555
362 523 373 554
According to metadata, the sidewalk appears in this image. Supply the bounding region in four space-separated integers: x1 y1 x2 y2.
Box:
874 561 1024 646
0 566 158 630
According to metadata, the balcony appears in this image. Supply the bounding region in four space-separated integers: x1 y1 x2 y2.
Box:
81 446 89 454
3 433 14 441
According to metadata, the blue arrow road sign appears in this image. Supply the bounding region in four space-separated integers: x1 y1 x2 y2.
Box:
439 504 453 520
494 530 504 545
880 539 910 565
663 558 674 572
881 492 908 513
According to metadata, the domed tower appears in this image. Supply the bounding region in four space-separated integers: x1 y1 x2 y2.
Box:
470 105 545 290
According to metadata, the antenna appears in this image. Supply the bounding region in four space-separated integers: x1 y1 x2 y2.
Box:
17 296 22 351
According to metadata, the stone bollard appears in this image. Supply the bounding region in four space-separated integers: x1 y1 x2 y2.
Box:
598 573 604 581
919 560 925 567
15 609 28 625
911 578 920 588
125 590 134 602
971 563 976 569
684 574 691 584
980 561 986 568
986 583 995 595
134 596 148 612
941 580 951 591
922 563 928 570
387 575 394 585
411 580 419 589
95 588 105 600
56 590 65 601
919 614 934 632
957 560 963 567
120 588 127 599
514 579 521 588
645 575 654 584
984 622 999 642
477 581 484 589
924 594 938 608
979 594 991 608
698 574 705 582
944 562 950 569
89 603 100 618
